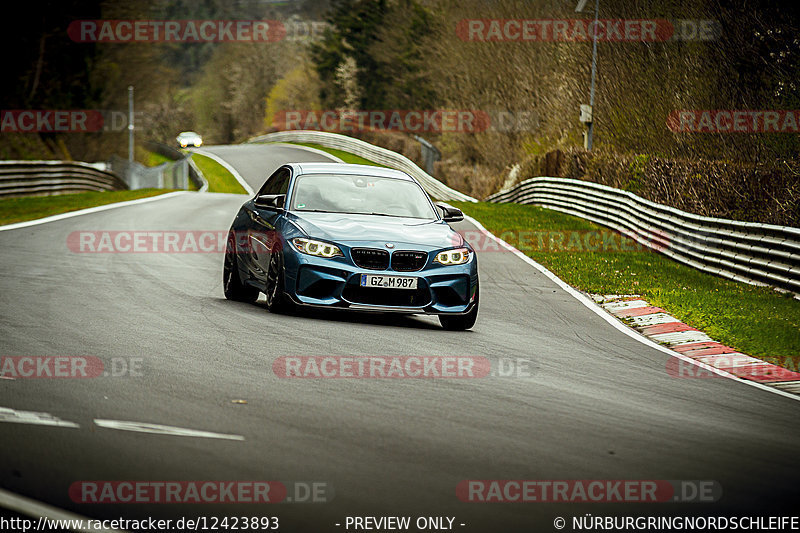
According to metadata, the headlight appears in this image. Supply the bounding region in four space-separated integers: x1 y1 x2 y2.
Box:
434 247 471 265
292 238 343 258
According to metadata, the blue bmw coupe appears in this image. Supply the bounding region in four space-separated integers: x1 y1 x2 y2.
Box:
223 163 479 330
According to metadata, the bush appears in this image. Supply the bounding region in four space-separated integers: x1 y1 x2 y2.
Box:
512 147 800 227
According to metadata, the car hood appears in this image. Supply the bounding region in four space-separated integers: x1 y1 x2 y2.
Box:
288 212 463 250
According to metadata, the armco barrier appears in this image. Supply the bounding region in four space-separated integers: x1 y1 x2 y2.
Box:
487 177 800 295
144 140 208 191
0 160 128 198
247 130 476 203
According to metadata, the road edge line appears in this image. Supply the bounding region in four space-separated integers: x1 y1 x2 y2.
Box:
0 192 187 232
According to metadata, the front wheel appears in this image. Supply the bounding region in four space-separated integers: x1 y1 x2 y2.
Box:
223 233 259 303
265 250 293 313
439 284 479 331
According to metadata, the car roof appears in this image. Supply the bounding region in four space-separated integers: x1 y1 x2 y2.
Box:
292 162 414 182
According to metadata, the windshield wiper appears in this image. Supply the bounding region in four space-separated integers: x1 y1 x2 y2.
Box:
366 212 406 218
296 209 428 219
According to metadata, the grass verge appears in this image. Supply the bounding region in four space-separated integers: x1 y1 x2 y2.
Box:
451 201 800 367
0 189 174 226
288 142 387 167
191 153 247 194
146 151 172 167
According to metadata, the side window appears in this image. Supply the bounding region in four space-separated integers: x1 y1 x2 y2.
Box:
258 168 290 196
277 173 290 195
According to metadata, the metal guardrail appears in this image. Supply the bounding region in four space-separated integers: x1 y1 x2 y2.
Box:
186 156 209 193
0 160 128 198
487 177 800 295
144 140 207 191
247 130 476 202
107 155 189 190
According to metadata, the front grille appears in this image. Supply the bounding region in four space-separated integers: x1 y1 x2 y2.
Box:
351 248 389 270
342 285 431 307
391 251 428 272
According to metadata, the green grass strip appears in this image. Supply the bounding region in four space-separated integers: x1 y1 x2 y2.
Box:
451 201 800 367
0 189 175 226
191 153 247 194
288 142 388 167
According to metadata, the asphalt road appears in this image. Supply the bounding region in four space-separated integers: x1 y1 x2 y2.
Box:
1 143 798 532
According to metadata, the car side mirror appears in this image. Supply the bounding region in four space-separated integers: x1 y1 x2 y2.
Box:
436 203 463 223
255 194 285 210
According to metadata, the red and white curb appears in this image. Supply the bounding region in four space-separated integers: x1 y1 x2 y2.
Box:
593 294 800 395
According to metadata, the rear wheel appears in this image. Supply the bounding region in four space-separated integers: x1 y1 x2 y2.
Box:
223 233 259 303
439 284 479 331
265 250 292 313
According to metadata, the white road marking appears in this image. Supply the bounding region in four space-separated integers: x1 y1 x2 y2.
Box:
463 215 800 403
0 487 126 533
0 192 186 232
0 407 79 428
94 419 245 441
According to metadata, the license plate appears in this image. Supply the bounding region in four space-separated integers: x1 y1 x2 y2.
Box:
360 274 418 290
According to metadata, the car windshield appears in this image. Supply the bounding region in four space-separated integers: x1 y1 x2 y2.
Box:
290 173 437 219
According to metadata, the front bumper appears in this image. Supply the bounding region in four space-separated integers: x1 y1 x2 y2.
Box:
285 254 478 315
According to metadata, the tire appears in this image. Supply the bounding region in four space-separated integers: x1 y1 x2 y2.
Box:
439 284 479 331
264 249 292 314
223 233 259 303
